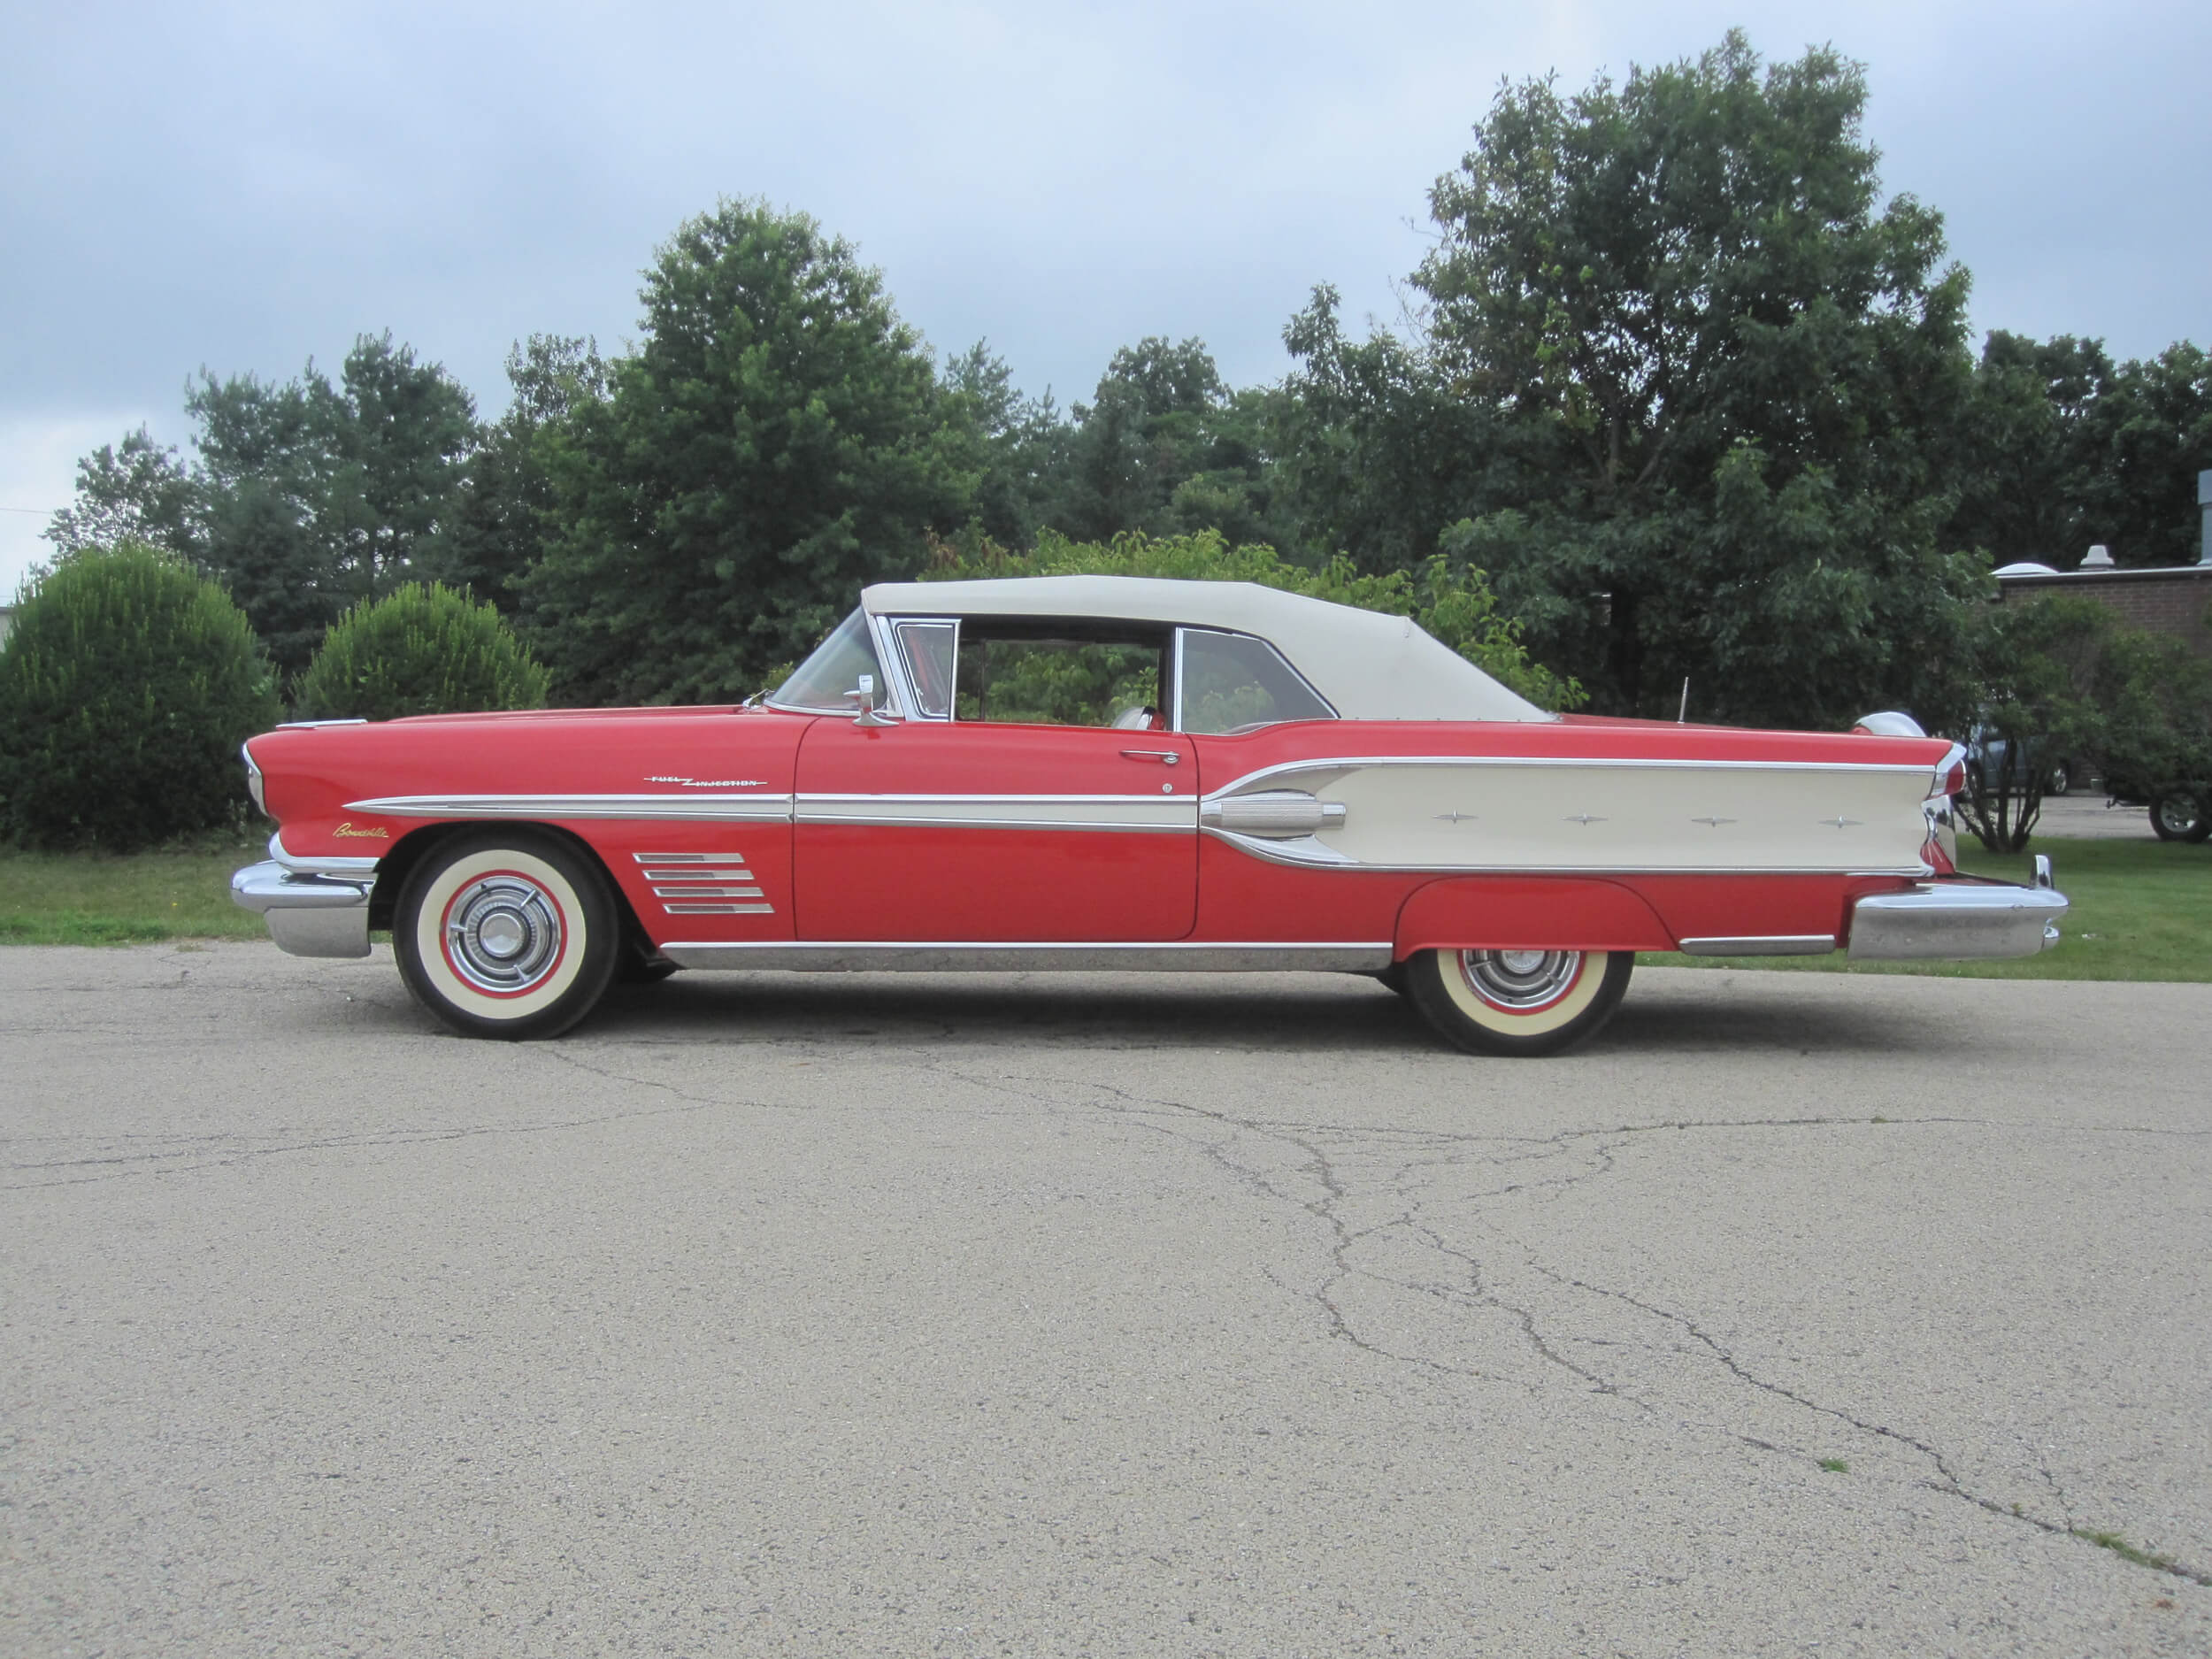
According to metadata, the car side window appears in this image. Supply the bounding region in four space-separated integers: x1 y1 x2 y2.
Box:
1177 628 1336 733
953 626 1167 727
892 620 956 718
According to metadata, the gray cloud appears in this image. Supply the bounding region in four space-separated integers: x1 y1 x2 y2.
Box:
4 0 2206 593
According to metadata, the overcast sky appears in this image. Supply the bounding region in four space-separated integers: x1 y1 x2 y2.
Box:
4 0 2206 596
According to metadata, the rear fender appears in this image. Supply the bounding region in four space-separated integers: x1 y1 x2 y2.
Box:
1394 876 1675 961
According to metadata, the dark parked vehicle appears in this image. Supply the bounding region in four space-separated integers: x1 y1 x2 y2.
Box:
2103 773 2210 842
1964 726 2078 797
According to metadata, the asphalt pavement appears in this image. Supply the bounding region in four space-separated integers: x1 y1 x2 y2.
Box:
4 943 2208 1657
2033 794 2162 841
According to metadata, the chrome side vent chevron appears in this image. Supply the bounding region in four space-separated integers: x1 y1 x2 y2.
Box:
633 851 773 917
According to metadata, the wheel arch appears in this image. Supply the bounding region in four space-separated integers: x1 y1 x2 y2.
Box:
368 821 649 946
1394 874 1675 961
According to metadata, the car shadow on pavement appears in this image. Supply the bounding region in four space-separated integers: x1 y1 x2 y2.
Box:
567 968 1969 1060
586 970 1429 1055
1602 980 1965 1058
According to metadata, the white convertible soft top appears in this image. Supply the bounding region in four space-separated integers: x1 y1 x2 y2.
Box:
862 575 1551 724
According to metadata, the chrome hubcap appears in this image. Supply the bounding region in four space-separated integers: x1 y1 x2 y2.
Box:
443 874 564 993
1458 949 1583 1010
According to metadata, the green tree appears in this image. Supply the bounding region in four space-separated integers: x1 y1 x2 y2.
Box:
526 200 978 704
1271 286 1507 575
1947 334 2210 572
1411 31 1985 726
1947 332 2114 567
2077 343 2212 568
328 331 479 591
1044 337 1290 552
185 362 334 676
1955 595 2212 851
293 581 550 721
425 334 609 612
42 427 201 565
924 526 1582 711
184 332 478 679
941 340 1069 552
0 544 279 850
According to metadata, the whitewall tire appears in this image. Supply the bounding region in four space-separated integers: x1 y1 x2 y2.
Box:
1405 948 1633 1056
395 832 620 1040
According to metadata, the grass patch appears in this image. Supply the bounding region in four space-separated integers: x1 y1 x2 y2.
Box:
2077 1530 2175 1571
0 833 272 946
1817 1457 1848 1473
4 829 2206 978
2070 1527 2209 1586
1642 837 2212 982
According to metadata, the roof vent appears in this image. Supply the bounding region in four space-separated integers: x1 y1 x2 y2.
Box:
2080 544 2115 569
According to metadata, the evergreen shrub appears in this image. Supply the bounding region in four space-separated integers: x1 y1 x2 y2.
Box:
0 543 280 850
292 581 550 722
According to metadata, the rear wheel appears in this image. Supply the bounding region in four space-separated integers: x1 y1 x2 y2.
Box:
395 831 620 1040
1405 948 1633 1057
2150 792 2209 842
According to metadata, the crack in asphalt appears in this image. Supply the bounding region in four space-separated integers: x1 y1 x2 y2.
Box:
13 1024 2206 1592
0 1048 775 1189
887 1070 2212 1591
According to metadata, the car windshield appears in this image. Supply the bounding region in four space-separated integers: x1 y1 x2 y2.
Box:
771 609 884 713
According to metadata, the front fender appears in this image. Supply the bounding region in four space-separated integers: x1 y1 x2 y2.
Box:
1394 876 1675 960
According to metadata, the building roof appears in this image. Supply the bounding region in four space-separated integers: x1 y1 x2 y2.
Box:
1993 563 2212 586
861 575 1552 723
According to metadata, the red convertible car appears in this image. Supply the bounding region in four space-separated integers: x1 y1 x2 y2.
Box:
233 577 2067 1054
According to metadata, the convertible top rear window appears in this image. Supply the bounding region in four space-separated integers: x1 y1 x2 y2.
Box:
1178 628 1336 733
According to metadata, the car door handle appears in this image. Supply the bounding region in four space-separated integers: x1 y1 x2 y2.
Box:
1121 749 1180 766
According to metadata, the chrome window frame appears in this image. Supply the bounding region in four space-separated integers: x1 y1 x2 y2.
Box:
880 613 1173 729
887 617 958 721
868 615 1338 733
1171 626 1339 734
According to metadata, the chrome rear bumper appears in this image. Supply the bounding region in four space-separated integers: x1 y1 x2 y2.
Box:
230 860 374 958
1848 857 2067 961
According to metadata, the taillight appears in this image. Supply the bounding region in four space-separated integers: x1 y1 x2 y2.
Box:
1931 744 1967 799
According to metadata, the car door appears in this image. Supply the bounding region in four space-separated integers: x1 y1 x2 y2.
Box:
791 621 1197 941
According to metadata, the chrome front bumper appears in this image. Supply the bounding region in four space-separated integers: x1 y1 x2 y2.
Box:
1847 857 2068 961
230 860 374 958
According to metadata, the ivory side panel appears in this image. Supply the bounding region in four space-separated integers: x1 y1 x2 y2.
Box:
1267 760 1936 873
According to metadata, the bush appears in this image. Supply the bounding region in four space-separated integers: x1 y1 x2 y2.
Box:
0 543 280 850
293 582 550 721
924 527 1586 711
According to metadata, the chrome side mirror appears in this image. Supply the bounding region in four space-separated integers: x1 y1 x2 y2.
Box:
849 674 900 727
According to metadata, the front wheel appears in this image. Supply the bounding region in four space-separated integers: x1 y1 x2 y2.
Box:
395 831 621 1040
2150 792 2209 843
1404 948 1633 1057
